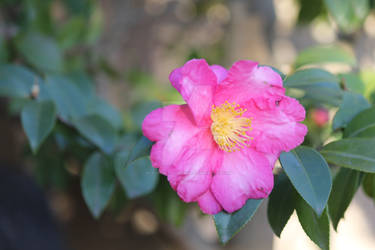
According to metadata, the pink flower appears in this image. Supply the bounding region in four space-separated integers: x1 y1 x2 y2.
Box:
142 59 307 214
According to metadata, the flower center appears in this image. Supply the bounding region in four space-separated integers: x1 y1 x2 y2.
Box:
210 101 252 152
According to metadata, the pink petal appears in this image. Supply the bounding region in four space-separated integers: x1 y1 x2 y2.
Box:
168 130 220 202
142 104 180 141
146 104 200 175
197 190 222 214
211 148 274 213
247 96 308 155
169 59 218 125
210 65 228 83
214 60 285 106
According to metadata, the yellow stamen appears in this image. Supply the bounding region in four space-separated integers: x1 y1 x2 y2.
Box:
211 101 252 152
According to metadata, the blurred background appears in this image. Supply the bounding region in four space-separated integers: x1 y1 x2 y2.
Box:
1 0 375 250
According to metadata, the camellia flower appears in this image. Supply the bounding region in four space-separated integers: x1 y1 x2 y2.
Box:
142 59 307 214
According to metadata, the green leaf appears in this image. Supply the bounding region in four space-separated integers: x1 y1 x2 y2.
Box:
21 100 56 153
44 74 88 121
73 114 117 154
328 168 363 230
87 98 123 130
279 146 332 215
81 152 116 218
297 0 325 24
267 173 297 237
213 199 263 244
284 68 342 106
339 73 365 94
131 101 162 128
294 46 356 69
344 106 375 138
67 71 95 97
114 156 158 199
16 32 63 73
153 176 188 226
362 173 375 198
296 198 330 250
0 64 37 98
324 0 369 33
127 136 153 163
285 68 339 88
332 92 370 130
321 138 375 172
0 36 8 63
302 82 343 106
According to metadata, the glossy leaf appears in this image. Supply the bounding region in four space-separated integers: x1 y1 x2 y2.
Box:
321 138 375 172
332 92 370 130
21 100 56 153
81 152 116 218
267 173 297 237
214 199 263 244
16 32 63 73
279 146 332 215
296 198 330 250
294 46 356 69
284 68 342 106
285 68 339 88
344 106 375 138
0 64 37 98
328 168 363 230
302 82 343 106
114 156 158 199
73 114 117 154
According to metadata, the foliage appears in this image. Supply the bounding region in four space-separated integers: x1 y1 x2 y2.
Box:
1 1 375 249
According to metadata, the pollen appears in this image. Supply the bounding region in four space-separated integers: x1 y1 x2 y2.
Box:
211 101 252 152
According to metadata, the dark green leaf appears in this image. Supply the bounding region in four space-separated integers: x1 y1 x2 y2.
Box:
279 146 332 215
114 156 158 199
153 176 188 226
73 114 117 154
332 92 370 130
16 32 63 73
302 82 343 106
321 138 375 172
0 36 8 63
362 173 375 198
285 68 339 88
297 0 325 24
214 199 263 244
81 152 116 218
87 98 123 130
44 75 88 121
267 173 297 237
21 100 56 153
284 68 342 106
294 46 356 69
344 106 375 138
127 136 153 163
328 168 363 230
131 101 162 128
0 64 37 98
296 198 330 250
